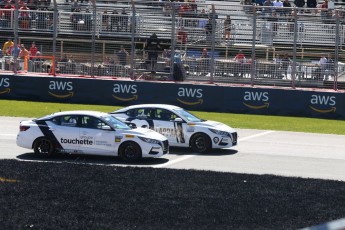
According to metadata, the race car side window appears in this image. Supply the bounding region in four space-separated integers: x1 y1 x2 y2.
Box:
51 115 77 127
156 109 173 121
81 116 107 130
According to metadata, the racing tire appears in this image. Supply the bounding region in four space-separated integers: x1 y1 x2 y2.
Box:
119 141 142 162
33 138 55 156
190 133 211 153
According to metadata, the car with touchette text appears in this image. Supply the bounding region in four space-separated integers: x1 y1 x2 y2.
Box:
110 104 237 153
16 110 169 162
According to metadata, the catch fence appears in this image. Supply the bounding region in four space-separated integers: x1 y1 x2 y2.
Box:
1 0 345 90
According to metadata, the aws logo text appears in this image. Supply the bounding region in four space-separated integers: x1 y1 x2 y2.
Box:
48 81 74 98
177 87 203 105
0 78 10 95
309 94 336 113
243 91 269 109
112 84 138 101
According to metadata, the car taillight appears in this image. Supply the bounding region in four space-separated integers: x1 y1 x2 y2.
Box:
19 125 30 131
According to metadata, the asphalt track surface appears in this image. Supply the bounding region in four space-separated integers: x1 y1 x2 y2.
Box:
1 116 345 182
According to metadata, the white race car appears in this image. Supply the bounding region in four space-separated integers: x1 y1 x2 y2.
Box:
110 104 237 153
16 110 169 161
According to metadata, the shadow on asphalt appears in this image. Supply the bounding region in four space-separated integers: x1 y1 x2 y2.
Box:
169 147 238 156
16 152 169 166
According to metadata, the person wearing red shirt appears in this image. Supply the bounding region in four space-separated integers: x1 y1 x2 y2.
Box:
234 50 246 62
29 42 38 59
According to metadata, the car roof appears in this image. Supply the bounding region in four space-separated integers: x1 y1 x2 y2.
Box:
36 110 108 120
113 104 182 112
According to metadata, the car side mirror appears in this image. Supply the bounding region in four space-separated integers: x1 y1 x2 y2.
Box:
141 125 148 128
128 123 137 129
102 125 112 130
174 118 183 122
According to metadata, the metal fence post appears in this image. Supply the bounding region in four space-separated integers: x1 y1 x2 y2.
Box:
250 6 257 86
334 10 340 91
209 4 216 84
130 0 136 80
91 0 96 78
170 2 176 80
291 8 297 89
13 0 19 75
52 0 58 76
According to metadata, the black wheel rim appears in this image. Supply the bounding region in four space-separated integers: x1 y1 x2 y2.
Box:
124 144 137 159
38 139 51 154
195 136 207 151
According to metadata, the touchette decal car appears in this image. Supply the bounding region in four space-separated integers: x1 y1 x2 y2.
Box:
16 110 168 162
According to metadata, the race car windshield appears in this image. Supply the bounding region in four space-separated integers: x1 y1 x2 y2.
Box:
101 115 131 130
173 108 203 122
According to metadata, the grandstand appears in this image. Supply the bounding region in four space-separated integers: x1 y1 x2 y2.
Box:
0 0 344 90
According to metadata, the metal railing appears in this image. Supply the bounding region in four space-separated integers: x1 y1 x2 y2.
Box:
0 0 344 90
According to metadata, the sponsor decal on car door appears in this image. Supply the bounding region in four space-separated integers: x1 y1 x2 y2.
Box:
45 121 80 153
79 116 115 155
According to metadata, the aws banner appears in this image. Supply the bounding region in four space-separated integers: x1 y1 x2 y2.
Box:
0 75 344 120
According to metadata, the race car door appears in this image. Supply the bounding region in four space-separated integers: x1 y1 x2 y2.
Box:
47 115 81 153
78 115 116 155
152 109 187 147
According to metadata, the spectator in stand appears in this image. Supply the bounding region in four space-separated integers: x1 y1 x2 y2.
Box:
281 52 291 79
19 3 32 29
110 9 119 32
11 43 21 58
273 0 284 15
320 0 331 21
205 18 216 42
224 15 232 43
198 48 210 76
1 1 14 28
19 44 29 59
263 0 274 17
117 45 129 66
318 54 328 80
283 0 292 15
177 26 188 45
70 8 83 30
2 38 13 56
234 50 246 62
145 33 162 73
306 0 317 14
29 41 38 59
197 9 208 18
256 0 265 6
294 0 305 13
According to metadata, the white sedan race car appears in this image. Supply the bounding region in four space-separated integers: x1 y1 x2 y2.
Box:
16 110 169 161
110 104 237 153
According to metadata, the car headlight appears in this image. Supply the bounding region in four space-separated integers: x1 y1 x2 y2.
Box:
209 128 229 136
138 136 160 144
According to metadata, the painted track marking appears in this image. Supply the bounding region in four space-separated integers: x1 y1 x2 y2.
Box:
153 130 275 168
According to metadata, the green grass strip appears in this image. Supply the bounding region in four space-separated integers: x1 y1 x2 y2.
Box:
1 99 344 135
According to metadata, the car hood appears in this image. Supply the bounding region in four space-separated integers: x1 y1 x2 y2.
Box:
192 120 236 132
121 127 167 141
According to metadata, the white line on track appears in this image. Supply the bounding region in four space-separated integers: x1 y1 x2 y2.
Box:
0 134 17 137
152 130 275 168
